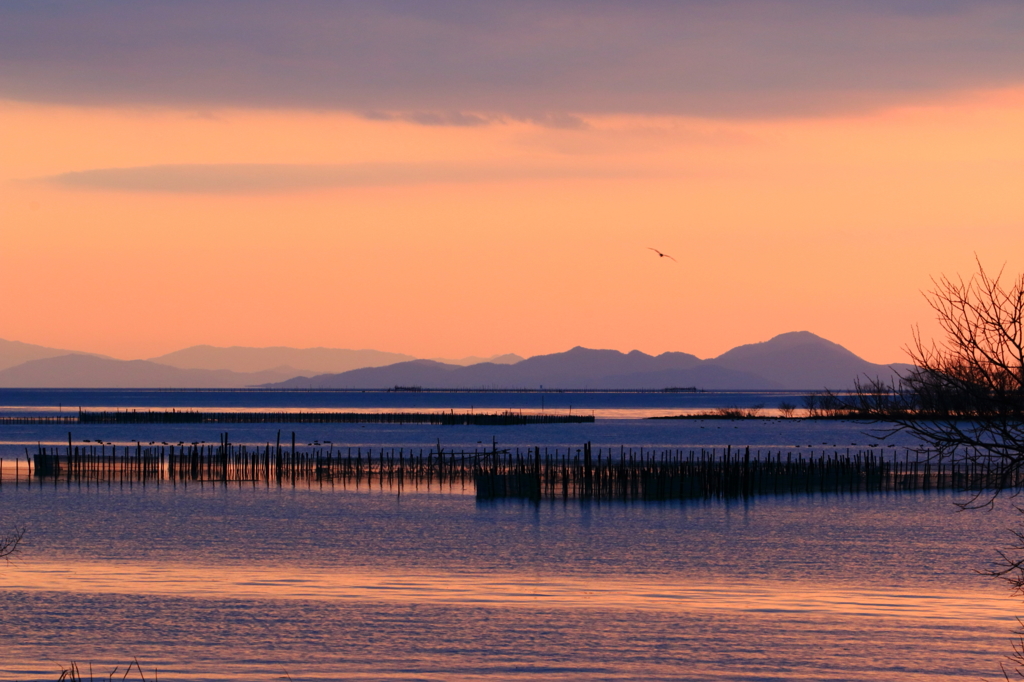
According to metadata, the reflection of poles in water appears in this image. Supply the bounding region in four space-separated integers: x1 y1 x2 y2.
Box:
583 442 593 499
491 437 500 476
534 446 542 502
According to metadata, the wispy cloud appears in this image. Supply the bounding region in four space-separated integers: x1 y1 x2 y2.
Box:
42 162 649 194
363 111 497 127
361 111 589 129
1 1 1020 119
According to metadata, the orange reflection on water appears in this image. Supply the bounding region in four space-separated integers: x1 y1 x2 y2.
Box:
2 559 1015 623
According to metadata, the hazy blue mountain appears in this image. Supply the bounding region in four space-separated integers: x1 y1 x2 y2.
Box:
267 333 911 390
509 347 702 382
148 345 415 375
429 353 524 366
707 331 913 390
0 354 300 388
280 359 464 389
0 337 107 372
270 347 722 389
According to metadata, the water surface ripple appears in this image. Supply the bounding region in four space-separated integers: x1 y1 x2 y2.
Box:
0 485 1019 680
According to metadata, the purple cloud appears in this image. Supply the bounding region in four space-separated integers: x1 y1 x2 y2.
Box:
0 1 1020 119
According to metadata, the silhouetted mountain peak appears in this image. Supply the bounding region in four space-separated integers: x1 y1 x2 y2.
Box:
712 331 855 363
708 331 905 389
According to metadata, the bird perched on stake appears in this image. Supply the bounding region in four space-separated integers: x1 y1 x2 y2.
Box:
648 247 677 262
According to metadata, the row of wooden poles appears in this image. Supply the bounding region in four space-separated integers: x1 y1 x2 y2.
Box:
15 433 480 492
475 442 1002 501
0 410 594 425
1 434 1010 500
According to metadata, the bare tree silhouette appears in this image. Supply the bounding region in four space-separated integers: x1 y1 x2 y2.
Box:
830 259 1024 677
831 258 1024 494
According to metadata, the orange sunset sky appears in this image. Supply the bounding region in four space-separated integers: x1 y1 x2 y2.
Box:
1 2 1021 364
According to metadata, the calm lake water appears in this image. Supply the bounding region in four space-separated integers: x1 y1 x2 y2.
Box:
0 390 1020 680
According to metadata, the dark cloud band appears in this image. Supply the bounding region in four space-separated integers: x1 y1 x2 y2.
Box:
1 1 1021 118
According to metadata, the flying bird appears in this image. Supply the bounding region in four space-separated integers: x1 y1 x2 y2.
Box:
648 247 677 262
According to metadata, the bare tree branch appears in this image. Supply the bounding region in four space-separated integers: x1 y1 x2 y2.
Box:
826 259 1024 495
828 259 1024 675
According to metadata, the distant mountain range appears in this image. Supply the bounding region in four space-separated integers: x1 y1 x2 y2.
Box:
0 338 107 372
0 332 912 390
0 341 523 388
267 332 911 391
0 354 298 389
148 345 417 375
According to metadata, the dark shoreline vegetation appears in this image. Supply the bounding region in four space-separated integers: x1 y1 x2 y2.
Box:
649 412 995 421
650 411 839 420
0 409 594 426
2 404 1002 425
